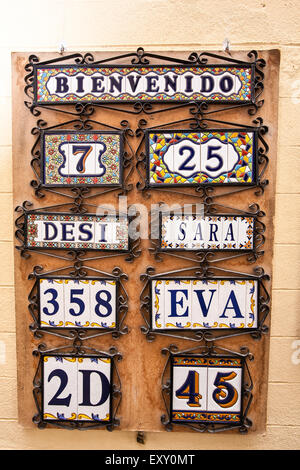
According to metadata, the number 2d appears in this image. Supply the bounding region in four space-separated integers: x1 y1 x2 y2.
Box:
47 368 110 407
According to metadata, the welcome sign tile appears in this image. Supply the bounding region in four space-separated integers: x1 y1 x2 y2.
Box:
34 64 254 104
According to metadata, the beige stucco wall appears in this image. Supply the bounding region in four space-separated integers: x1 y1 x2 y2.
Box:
0 0 299 450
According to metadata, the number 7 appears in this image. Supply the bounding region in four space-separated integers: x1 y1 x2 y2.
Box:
72 145 93 173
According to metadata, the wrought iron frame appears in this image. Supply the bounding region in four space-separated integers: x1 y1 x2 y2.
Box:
30 119 134 198
150 202 265 264
28 264 129 341
32 344 122 430
140 265 270 343
161 343 253 433
136 117 269 198
24 48 265 118
15 200 141 262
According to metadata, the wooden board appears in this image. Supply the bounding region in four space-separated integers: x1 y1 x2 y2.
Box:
12 50 279 433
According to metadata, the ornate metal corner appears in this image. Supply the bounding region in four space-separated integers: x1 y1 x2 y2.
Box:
160 343 253 434
32 344 122 430
28 264 129 341
140 265 270 343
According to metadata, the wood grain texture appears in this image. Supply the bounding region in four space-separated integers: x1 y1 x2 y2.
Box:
12 50 279 433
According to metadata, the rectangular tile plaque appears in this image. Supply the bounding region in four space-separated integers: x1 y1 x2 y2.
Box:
159 213 255 251
38 276 118 329
24 212 129 251
42 130 123 187
151 278 258 330
34 64 254 104
147 129 257 186
42 354 112 422
171 355 244 425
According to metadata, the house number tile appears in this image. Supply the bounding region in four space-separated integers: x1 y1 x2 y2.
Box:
171 355 243 425
42 355 112 423
42 130 122 187
39 278 117 329
147 129 256 186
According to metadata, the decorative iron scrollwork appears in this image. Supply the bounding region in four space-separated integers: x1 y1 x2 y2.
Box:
161 343 253 433
14 200 141 262
24 48 265 118
30 118 134 199
28 264 129 341
136 117 268 199
140 265 270 343
32 344 122 430
149 202 266 265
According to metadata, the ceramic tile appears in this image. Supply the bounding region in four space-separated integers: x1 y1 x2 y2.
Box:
206 215 223 250
106 72 126 98
238 217 254 250
77 357 111 422
172 358 208 414
125 71 145 97
36 65 252 103
216 72 237 97
76 220 94 247
43 131 121 187
39 279 65 327
199 72 217 97
89 280 117 329
221 216 239 249
171 355 244 424
159 214 256 252
68 141 96 177
179 71 198 96
151 279 165 330
161 214 184 249
164 280 192 329
190 216 206 250
64 279 90 328
246 279 258 328
143 71 164 97
200 131 228 183
226 131 254 184
148 129 255 186
206 364 242 414
160 71 180 98
43 356 78 421
94 217 114 246
191 279 219 328
172 135 201 180
218 280 247 328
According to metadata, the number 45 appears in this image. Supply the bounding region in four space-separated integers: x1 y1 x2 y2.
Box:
175 369 239 409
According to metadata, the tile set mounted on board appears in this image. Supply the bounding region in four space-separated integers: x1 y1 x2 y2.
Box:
16 48 269 434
